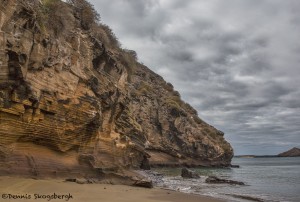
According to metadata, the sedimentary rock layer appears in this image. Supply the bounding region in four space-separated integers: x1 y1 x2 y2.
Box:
0 0 233 181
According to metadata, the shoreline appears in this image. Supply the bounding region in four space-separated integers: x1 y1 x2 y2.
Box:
0 176 225 202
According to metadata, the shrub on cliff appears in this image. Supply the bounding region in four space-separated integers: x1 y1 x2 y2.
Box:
36 0 74 36
67 0 100 30
120 49 138 81
27 0 99 36
136 81 153 96
92 24 120 49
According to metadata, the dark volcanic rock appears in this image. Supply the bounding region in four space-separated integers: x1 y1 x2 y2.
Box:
205 176 245 185
65 178 89 184
181 168 200 179
278 147 300 157
132 179 153 188
65 178 77 183
140 156 151 170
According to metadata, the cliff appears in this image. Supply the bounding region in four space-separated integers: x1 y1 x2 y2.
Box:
278 147 300 157
0 0 233 183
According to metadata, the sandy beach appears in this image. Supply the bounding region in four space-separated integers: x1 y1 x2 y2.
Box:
0 176 225 202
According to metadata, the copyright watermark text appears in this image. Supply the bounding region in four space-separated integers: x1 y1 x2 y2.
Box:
1 193 73 201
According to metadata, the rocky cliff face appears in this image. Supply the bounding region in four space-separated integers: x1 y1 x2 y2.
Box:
0 0 233 182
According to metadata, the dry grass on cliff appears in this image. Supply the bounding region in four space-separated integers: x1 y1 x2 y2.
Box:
165 96 182 111
92 24 120 49
136 81 154 96
23 0 101 37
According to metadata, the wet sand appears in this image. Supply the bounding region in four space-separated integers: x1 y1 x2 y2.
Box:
0 176 225 202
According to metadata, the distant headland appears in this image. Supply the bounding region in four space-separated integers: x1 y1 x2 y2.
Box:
235 147 300 158
234 155 277 158
278 147 300 157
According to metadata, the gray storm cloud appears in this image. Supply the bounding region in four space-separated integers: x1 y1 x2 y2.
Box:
90 0 300 155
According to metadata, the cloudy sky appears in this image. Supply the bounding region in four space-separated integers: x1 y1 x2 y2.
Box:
90 0 300 155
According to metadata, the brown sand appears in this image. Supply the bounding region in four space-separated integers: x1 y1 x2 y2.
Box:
0 176 225 202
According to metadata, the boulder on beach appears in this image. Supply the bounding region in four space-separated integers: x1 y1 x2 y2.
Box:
132 178 153 188
181 168 200 179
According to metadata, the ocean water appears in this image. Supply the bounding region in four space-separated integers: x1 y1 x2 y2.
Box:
150 157 300 202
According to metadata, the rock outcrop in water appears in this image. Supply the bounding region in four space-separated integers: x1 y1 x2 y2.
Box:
278 147 300 157
181 168 200 179
205 176 245 185
0 0 233 182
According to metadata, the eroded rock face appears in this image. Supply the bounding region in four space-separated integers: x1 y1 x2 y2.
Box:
0 0 233 181
130 65 233 167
